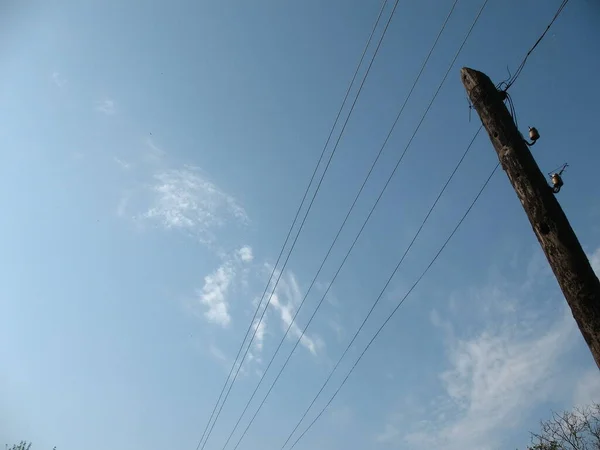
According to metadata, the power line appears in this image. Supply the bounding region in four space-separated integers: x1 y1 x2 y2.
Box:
272 0 491 445
217 0 464 448
286 161 500 450
278 127 481 450
499 0 569 91
195 1 398 448
200 0 402 445
193 1 389 447
228 1 490 448
211 0 562 446
279 1 566 445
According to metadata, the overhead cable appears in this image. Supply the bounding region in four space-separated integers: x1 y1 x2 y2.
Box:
194 2 398 449
217 1 464 449
228 0 491 448
499 0 569 91
286 161 499 450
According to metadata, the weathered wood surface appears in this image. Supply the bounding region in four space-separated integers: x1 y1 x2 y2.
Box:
462 67 600 369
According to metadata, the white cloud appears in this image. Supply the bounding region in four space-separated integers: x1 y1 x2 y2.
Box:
252 317 267 352
384 309 576 450
117 136 248 247
238 245 254 263
96 99 116 115
199 264 234 327
437 312 573 445
377 259 582 450
266 269 322 355
196 246 255 330
52 71 66 88
143 167 248 244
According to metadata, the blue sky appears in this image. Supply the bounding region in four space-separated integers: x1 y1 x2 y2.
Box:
1 0 600 449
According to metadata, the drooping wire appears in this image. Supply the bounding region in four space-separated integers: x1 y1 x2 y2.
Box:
498 0 569 91
228 1 490 448
548 162 568 193
505 91 519 131
195 2 398 449
286 162 500 450
217 2 463 449
547 162 568 176
494 1 569 144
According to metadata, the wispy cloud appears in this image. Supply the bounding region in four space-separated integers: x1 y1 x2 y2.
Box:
379 310 576 450
117 135 248 247
197 246 254 328
199 264 235 327
51 71 66 88
142 167 248 244
377 256 581 450
434 312 573 447
237 245 254 263
266 267 322 355
96 99 116 115
252 317 267 352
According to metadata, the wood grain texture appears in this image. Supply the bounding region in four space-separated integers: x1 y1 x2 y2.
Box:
462 67 600 369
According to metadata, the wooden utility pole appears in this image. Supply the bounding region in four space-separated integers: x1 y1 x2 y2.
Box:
461 67 600 369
